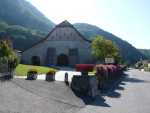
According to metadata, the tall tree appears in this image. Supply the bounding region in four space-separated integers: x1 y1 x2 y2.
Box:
92 35 121 63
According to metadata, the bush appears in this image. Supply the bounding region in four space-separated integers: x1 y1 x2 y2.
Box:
0 40 19 70
46 69 56 75
28 69 38 74
95 65 109 89
106 65 115 79
95 65 109 76
95 64 123 89
0 40 19 79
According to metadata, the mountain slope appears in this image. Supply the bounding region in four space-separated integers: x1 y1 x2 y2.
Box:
0 0 55 31
139 49 150 59
74 23 146 64
0 21 46 50
0 0 55 50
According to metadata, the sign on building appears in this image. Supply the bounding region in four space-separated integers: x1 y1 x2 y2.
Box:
105 58 115 64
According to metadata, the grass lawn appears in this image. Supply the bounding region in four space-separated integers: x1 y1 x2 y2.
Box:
15 64 57 76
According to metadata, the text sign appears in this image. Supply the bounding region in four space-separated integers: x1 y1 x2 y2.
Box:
105 58 115 64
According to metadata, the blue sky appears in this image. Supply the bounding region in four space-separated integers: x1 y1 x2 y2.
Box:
27 0 150 49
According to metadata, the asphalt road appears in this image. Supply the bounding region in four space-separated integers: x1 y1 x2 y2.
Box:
0 79 85 113
0 69 150 113
77 69 150 113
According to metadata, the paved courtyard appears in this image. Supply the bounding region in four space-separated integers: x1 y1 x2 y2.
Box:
0 69 150 113
0 79 85 113
76 69 150 113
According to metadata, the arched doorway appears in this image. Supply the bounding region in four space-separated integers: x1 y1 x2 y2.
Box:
31 56 40 65
57 54 69 66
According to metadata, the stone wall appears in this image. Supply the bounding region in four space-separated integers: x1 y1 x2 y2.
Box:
71 75 98 98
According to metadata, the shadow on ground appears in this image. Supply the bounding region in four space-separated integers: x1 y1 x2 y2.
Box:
102 72 149 99
72 74 130 107
0 75 12 82
99 74 127 99
71 74 132 107
73 92 110 107
124 76 149 83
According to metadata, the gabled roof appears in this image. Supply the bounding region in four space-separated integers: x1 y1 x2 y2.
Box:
56 20 73 27
22 20 91 52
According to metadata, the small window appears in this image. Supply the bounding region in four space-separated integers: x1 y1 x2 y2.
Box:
31 56 40 66
69 48 78 56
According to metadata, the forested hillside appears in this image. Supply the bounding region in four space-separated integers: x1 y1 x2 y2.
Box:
139 49 150 59
74 23 146 64
0 0 54 50
0 21 47 50
0 0 54 31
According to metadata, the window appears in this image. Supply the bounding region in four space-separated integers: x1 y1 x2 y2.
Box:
31 56 40 66
69 48 78 56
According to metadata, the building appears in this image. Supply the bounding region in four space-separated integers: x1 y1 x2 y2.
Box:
21 20 95 66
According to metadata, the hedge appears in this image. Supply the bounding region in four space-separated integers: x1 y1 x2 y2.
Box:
95 64 124 89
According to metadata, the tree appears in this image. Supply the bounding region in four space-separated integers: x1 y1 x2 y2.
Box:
92 35 121 63
0 40 19 70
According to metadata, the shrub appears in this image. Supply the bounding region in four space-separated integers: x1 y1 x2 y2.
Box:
0 40 19 69
108 65 117 75
106 65 114 79
95 65 108 89
28 69 38 74
46 69 56 75
95 65 108 77
95 64 123 89
116 65 124 75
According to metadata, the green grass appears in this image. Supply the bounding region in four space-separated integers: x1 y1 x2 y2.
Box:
15 64 57 76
